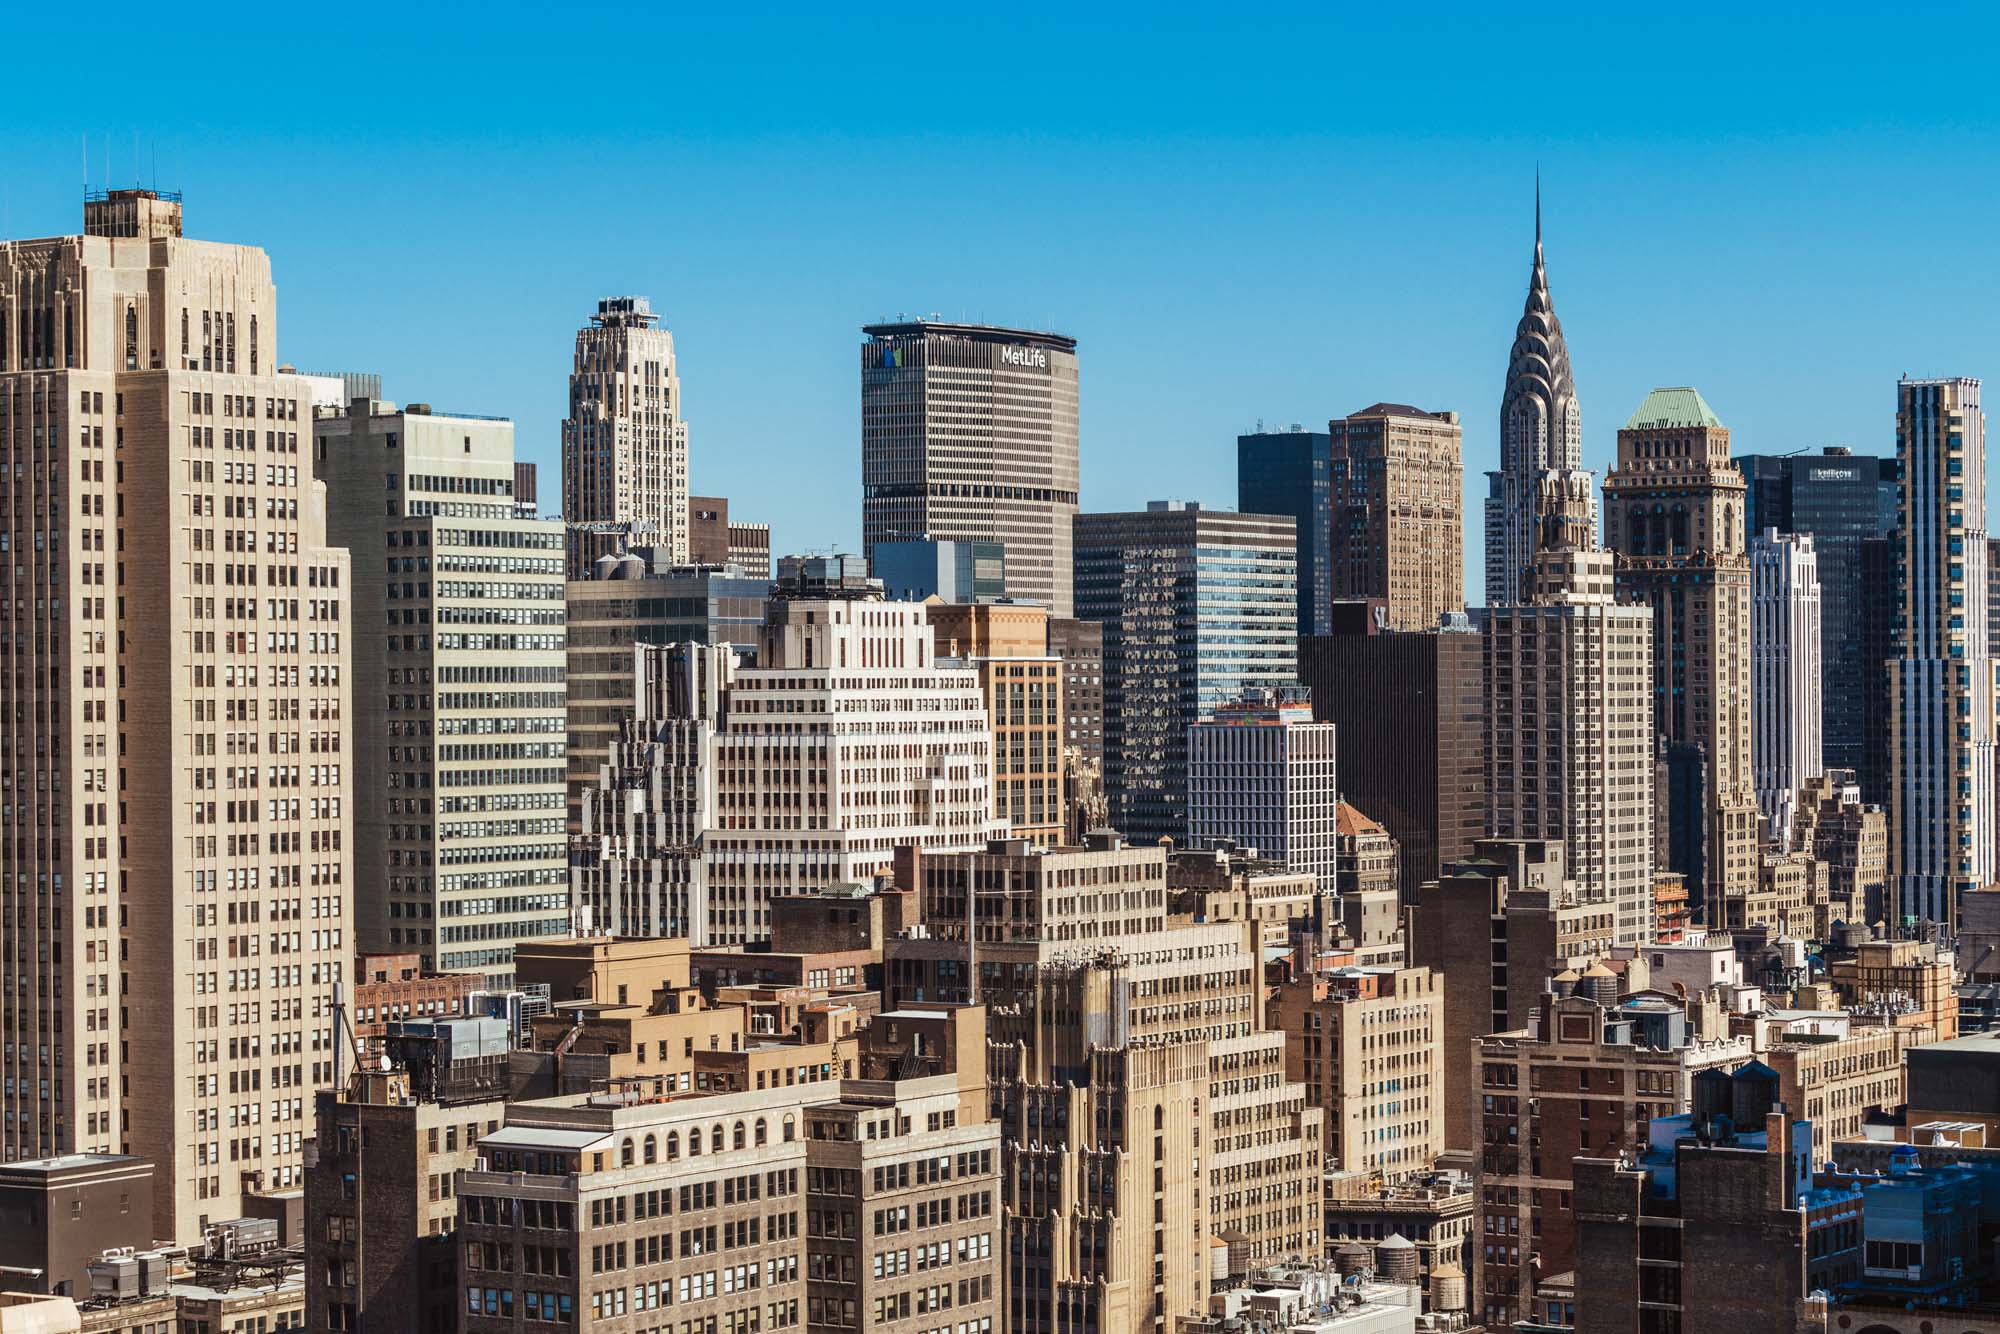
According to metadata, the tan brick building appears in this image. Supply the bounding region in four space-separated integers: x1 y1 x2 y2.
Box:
0 190 352 1241
1270 965 1443 1178
928 602 1066 845
1328 403 1464 631
1763 1023 1931 1160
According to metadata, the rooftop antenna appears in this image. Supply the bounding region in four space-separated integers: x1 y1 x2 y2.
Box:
81 132 88 194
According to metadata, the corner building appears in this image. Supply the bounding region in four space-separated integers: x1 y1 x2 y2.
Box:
861 322 1079 616
0 191 352 1241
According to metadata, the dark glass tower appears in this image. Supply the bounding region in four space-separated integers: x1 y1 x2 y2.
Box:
1735 448 1899 783
1238 430 1332 635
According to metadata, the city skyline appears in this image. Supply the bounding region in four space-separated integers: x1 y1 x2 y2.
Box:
11 10 2000 599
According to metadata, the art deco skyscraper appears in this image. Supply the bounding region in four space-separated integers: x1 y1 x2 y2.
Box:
561 296 689 577
1484 482 1656 947
1329 402 1464 630
1751 529 1824 844
1891 377 1995 927
1603 388 1758 927
1487 189 1586 607
0 191 352 1241
861 321 1079 616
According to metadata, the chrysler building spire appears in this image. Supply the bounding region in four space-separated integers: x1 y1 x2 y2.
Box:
1485 179 1587 607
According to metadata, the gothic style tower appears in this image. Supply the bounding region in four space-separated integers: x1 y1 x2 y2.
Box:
1487 182 1586 607
1603 387 1758 928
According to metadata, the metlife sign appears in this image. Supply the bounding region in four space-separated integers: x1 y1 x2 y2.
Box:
999 345 1050 371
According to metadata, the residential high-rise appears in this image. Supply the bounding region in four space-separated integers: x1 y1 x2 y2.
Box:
1737 448 1898 774
0 190 353 1239
1891 377 1995 927
1186 686 1339 892
1046 618 1104 767
1328 402 1464 630
316 400 568 984
1487 190 1586 607
1751 529 1823 842
699 596 1002 944
1073 502 1297 845
1299 624 1484 905
1485 540 1656 947
1603 387 1757 927
1238 427 1333 634
861 321 1078 615
561 296 688 576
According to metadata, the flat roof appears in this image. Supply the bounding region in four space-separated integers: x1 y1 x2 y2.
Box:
862 319 1076 352
481 1126 612 1153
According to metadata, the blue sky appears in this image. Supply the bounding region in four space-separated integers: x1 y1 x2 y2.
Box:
10 5 2000 593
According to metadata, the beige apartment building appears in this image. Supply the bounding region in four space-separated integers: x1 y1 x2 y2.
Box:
1763 1024 1930 1161
456 1012 1000 1334
315 401 566 985
0 190 352 1241
562 296 690 576
887 835 1323 1333
928 601 1066 845
1328 402 1465 631
1486 536 1657 948
1270 965 1443 1179
701 597 1002 945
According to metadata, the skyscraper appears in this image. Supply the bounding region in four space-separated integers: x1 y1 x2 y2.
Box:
1238 427 1332 635
1891 376 1995 927
1073 502 1298 846
1603 387 1758 926
561 296 689 577
0 190 352 1239
1329 402 1464 630
1751 529 1824 843
1485 534 1656 947
861 320 1079 615
1737 448 1899 777
316 401 568 985
1487 188 1586 608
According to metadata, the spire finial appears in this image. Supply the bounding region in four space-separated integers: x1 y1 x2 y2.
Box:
1535 166 1542 248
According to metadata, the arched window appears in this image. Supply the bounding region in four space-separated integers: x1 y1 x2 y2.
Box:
1154 1106 1165 1131
249 314 259 374
712 1124 726 1153
124 306 138 371
782 1116 796 1143
620 1138 634 1168
689 1128 703 1156
665 1132 680 1161
733 1122 747 1150
642 1134 657 1164
754 1119 768 1147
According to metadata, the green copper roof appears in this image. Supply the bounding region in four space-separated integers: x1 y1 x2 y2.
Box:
1623 386 1723 431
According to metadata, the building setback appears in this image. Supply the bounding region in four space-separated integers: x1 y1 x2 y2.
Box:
1328 402 1464 631
316 400 567 985
1073 502 1297 846
562 296 689 576
861 321 1079 616
0 190 353 1240
1300 625 1484 905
